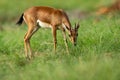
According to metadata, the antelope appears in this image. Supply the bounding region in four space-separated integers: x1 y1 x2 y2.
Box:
16 6 79 59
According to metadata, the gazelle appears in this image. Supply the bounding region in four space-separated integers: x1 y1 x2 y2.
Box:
16 6 79 59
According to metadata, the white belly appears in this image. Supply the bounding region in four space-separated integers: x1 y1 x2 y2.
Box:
37 20 52 28
37 19 67 30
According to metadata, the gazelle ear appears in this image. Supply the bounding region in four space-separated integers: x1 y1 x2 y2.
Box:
75 23 80 30
77 23 80 29
75 23 77 28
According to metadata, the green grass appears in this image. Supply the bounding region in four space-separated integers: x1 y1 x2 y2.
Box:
0 15 120 80
0 0 120 80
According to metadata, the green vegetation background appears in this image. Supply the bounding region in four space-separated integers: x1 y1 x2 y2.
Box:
0 0 120 80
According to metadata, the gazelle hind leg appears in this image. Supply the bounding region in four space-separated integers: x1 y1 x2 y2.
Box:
24 25 39 59
24 32 29 58
27 26 39 58
24 29 33 59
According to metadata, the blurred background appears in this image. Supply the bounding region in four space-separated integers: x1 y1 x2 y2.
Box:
0 0 119 24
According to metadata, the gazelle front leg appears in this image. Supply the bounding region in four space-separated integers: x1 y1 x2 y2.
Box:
61 28 69 54
52 27 57 53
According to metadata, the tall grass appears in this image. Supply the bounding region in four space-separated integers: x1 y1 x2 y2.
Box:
0 15 120 80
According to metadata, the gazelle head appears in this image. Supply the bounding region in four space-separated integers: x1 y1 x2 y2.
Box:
68 23 80 46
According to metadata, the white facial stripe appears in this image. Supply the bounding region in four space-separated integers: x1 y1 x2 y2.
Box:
37 20 52 28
